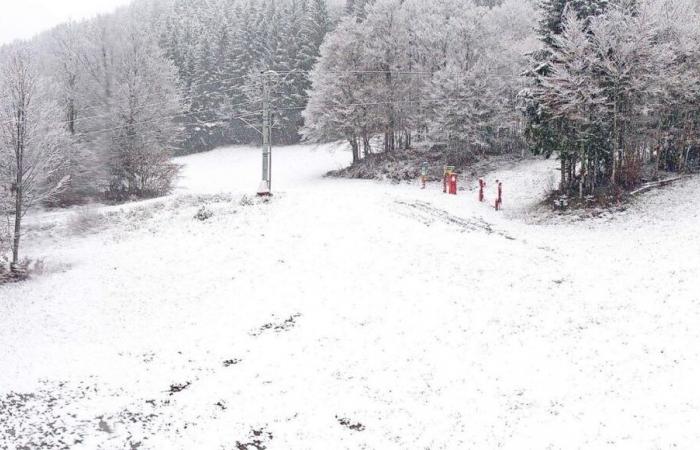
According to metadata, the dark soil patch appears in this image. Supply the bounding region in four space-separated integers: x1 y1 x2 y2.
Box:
0 381 162 450
168 382 191 395
336 416 366 432
235 428 274 450
215 401 228 411
251 313 302 337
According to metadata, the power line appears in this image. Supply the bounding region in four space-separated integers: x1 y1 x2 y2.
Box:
74 109 263 138
272 98 442 113
77 72 264 114
0 70 265 127
0 84 262 129
2 89 512 142
76 99 448 137
271 69 524 79
1 69 527 128
272 70 431 75
2 96 502 139
3 96 444 141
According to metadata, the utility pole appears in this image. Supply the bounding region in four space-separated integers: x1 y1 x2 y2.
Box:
257 70 273 196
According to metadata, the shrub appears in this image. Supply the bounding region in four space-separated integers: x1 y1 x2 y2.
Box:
0 256 45 284
106 161 181 202
239 195 255 207
194 206 214 221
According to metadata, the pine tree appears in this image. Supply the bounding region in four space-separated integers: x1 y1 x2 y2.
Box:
538 8 607 194
537 0 609 47
524 0 611 194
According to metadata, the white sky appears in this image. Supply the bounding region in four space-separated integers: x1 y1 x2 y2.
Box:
0 0 134 45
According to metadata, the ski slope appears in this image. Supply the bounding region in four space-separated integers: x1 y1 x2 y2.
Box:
1 143 699 449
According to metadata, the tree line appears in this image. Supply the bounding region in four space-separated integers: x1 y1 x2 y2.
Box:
303 0 539 163
303 0 700 197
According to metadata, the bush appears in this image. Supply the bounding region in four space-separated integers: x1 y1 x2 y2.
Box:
620 151 644 190
194 206 214 221
239 195 255 207
0 256 45 284
106 162 181 202
0 257 8 284
328 145 526 183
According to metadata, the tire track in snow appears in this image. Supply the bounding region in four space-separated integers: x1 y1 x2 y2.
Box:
394 200 517 241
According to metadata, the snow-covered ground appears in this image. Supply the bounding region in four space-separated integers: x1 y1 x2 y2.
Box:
1 143 699 449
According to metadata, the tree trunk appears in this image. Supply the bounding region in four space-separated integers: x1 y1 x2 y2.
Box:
11 185 22 271
12 139 23 271
68 97 76 135
350 137 360 163
11 91 25 272
560 153 566 193
612 92 620 187
579 142 585 198
568 154 574 192
385 70 395 152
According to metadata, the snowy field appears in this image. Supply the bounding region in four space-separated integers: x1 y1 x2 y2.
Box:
1 143 699 449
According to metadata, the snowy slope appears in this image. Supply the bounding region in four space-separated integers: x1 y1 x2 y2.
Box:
1 144 699 449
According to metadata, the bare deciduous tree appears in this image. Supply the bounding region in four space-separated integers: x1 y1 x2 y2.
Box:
105 19 183 200
0 46 69 273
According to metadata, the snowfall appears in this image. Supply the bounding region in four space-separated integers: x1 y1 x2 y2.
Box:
1 143 699 450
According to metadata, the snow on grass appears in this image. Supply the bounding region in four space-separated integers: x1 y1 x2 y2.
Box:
1 144 699 449
174 142 351 195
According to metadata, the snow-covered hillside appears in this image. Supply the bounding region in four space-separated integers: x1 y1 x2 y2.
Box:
1 144 699 449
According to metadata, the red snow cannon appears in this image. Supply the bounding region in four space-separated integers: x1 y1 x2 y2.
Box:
448 173 458 195
443 166 455 193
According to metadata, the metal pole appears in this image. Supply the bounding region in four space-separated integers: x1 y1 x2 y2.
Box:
266 71 276 193
258 70 272 196
262 71 270 186
269 110 273 193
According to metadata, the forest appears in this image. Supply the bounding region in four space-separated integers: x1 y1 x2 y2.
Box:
306 0 700 197
1 0 699 275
